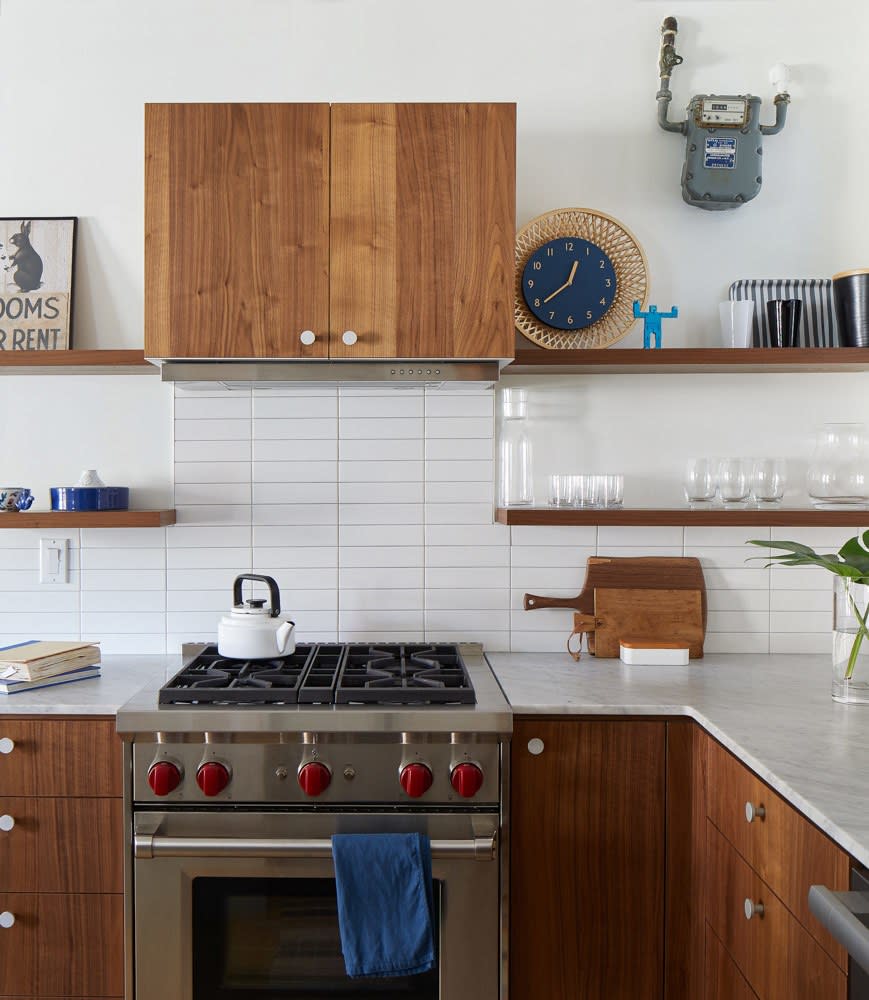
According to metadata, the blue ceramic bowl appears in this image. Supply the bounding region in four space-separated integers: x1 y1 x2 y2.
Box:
50 487 130 511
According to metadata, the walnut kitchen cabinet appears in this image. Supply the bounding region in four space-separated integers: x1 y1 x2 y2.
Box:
145 102 516 361
510 718 666 1000
0 717 124 998
703 736 848 999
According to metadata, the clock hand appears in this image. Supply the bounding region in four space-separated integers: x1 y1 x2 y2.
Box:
543 260 580 304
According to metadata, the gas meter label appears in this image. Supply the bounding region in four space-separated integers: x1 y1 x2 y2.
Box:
704 137 737 170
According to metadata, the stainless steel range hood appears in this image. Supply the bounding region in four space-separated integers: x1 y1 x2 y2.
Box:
154 359 501 388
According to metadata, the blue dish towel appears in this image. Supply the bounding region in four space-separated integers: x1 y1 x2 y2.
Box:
331 832 435 978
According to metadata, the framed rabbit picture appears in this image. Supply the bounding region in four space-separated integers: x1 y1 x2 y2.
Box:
0 217 77 351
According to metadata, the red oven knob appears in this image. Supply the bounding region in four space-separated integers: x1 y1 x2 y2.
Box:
147 761 182 797
450 762 484 798
400 763 433 798
298 761 331 797
196 761 231 797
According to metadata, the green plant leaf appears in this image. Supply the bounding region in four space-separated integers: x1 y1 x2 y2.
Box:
839 536 869 575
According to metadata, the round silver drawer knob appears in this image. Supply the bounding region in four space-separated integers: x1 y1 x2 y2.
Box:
299 330 317 346
744 898 764 920
527 738 545 756
0 815 14 832
0 912 15 929
0 738 14 755
745 801 766 823
342 330 358 346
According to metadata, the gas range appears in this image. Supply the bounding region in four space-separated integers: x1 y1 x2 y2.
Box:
117 642 511 808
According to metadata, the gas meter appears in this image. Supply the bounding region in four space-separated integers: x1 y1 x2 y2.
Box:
657 16 791 210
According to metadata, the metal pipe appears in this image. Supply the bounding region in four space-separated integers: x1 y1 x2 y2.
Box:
657 16 686 134
760 94 790 135
134 833 497 863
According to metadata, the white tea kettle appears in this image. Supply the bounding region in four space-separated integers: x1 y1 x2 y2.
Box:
217 574 295 659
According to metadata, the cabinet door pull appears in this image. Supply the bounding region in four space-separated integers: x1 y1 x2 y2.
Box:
527 738 545 756
300 330 317 346
0 912 14 928
744 898 764 920
745 801 766 823
0 738 14 755
0 815 14 832
342 330 358 346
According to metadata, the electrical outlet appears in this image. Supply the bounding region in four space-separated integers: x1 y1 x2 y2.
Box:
39 538 69 584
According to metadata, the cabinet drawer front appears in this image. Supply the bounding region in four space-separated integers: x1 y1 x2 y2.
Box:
706 822 845 1000
707 738 847 967
705 923 759 1000
35 720 122 798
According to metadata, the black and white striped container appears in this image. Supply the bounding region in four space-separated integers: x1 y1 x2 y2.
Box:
728 279 841 347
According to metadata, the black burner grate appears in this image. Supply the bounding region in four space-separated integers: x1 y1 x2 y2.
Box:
335 644 475 705
159 642 475 707
158 647 315 705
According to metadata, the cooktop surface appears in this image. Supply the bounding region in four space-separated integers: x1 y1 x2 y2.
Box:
158 643 475 707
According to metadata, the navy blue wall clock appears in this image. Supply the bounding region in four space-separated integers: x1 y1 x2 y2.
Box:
514 208 649 349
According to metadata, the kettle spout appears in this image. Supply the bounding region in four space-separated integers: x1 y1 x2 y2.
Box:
276 620 295 655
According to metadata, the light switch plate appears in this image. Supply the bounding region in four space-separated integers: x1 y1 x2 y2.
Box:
39 537 69 584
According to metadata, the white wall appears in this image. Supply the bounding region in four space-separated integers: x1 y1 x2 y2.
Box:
0 0 866 655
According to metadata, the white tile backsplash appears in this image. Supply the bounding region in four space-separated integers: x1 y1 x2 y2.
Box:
0 381 837 656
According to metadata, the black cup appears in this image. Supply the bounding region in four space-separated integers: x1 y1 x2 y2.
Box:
833 270 869 347
766 299 802 348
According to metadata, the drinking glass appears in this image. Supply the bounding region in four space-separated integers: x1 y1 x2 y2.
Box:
575 475 601 508
548 474 573 507
751 458 786 504
683 458 717 505
718 458 750 504
601 474 624 508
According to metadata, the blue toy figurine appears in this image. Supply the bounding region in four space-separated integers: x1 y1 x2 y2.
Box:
633 300 678 349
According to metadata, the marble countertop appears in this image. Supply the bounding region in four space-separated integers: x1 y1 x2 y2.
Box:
0 655 181 716
487 652 869 868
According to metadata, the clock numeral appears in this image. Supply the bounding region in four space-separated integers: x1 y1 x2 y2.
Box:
532 261 542 271
534 298 541 307
546 248 554 257
599 260 606 269
567 315 574 325
549 311 556 321
564 242 574 251
586 247 590 256
527 279 534 289
605 278 612 287
586 310 593 320
600 297 606 306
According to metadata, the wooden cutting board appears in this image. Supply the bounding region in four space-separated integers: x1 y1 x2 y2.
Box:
587 587 705 659
524 556 707 626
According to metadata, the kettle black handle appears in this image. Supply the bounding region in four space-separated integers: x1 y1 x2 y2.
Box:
233 574 281 617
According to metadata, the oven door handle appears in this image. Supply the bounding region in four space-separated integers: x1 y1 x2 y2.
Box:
134 833 497 862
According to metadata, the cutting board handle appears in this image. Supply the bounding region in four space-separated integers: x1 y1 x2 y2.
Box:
524 592 590 611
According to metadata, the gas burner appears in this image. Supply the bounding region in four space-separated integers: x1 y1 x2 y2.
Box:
158 643 476 707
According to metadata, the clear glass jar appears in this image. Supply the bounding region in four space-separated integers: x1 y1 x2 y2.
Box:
498 388 533 506
807 423 869 508
832 577 869 704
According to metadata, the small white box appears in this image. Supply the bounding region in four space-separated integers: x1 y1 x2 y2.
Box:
619 641 690 666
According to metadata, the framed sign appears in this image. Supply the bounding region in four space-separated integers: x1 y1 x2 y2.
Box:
0 217 77 351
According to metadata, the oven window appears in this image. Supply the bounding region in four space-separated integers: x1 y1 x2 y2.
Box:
193 877 439 1000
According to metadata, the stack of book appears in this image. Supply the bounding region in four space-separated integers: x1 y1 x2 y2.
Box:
0 641 101 695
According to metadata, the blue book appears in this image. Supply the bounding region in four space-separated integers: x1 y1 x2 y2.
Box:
0 665 101 695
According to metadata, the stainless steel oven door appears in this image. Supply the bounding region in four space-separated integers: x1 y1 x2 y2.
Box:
133 810 500 1000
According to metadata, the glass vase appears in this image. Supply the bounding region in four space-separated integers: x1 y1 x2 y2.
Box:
498 388 533 507
807 423 869 508
832 578 869 704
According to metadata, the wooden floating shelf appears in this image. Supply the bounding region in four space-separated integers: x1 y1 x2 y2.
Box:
0 350 152 371
506 347 869 375
0 510 176 528
496 507 869 527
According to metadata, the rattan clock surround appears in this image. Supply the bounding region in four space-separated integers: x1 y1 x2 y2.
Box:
515 208 649 349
